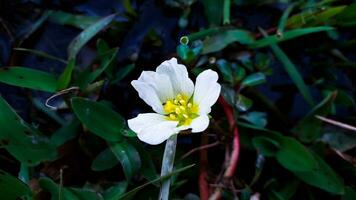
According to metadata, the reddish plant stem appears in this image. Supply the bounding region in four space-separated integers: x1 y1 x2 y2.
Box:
199 134 210 200
210 97 241 200
219 96 240 178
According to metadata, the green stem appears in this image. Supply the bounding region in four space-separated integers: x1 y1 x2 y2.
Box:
159 134 178 200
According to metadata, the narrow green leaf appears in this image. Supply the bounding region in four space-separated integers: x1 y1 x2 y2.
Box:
0 170 31 199
50 119 80 147
123 0 138 18
252 136 280 157
76 48 118 90
129 139 159 182
286 6 346 28
223 0 230 25
18 164 30 183
0 67 57 92
269 43 314 106
103 182 128 200
119 164 195 199
342 187 356 200
334 3 356 27
48 10 100 29
14 48 67 64
57 58 75 90
294 152 344 194
112 63 135 83
293 91 337 142
68 14 116 59
277 3 297 35
91 148 119 171
201 0 223 26
276 137 318 172
19 10 52 43
97 39 110 53
109 141 141 180
0 96 57 165
71 97 126 142
250 27 334 48
39 177 103 200
186 27 222 42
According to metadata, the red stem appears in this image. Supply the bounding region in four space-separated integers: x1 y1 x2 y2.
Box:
218 97 240 178
199 134 210 200
209 97 241 200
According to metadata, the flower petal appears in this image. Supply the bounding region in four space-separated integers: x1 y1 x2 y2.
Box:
190 115 210 133
156 58 194 97
128 113 179 145
138 71 174 103
131 80 164 114
193 69 221 115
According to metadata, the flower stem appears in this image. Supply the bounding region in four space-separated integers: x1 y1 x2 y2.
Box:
159 134 177 200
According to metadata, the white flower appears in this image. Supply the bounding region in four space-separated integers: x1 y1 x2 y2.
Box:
128 58 221 145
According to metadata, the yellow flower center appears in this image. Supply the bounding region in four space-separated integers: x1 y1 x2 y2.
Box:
163 94 199 126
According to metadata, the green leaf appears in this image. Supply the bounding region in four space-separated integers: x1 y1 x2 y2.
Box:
91 148 119 171
68 14 116 59
236 94 253 112
57 58 75 90
50 119 80 147
321 131 356 152
201 0 223 26
71 97 126 142
241 72 266 87
240 111 267 128
293 92 337 142
112 64 135 83
39 177 103 200
267 179 299 200
334 3 356 27
276 137 318 172
294 152 344 194
129 139 158 182
14 48 67 64
0 67 57 92
217 59 234 83
202 29 255 54
109 141 141 180
97 39 110 53
286 6 346 28
223 0 230 25
268 43 314 106
0 170 31 199
119 164 195 199
277 3 296 35
76 48 118 90
103 182 128 200
342 186 356 200
123 0 138 18
48 10 100 29
0 96 57 165
252 136 280 156
250 27 334 49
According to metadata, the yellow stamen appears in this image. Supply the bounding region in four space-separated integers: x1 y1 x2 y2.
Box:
163 93 200 126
